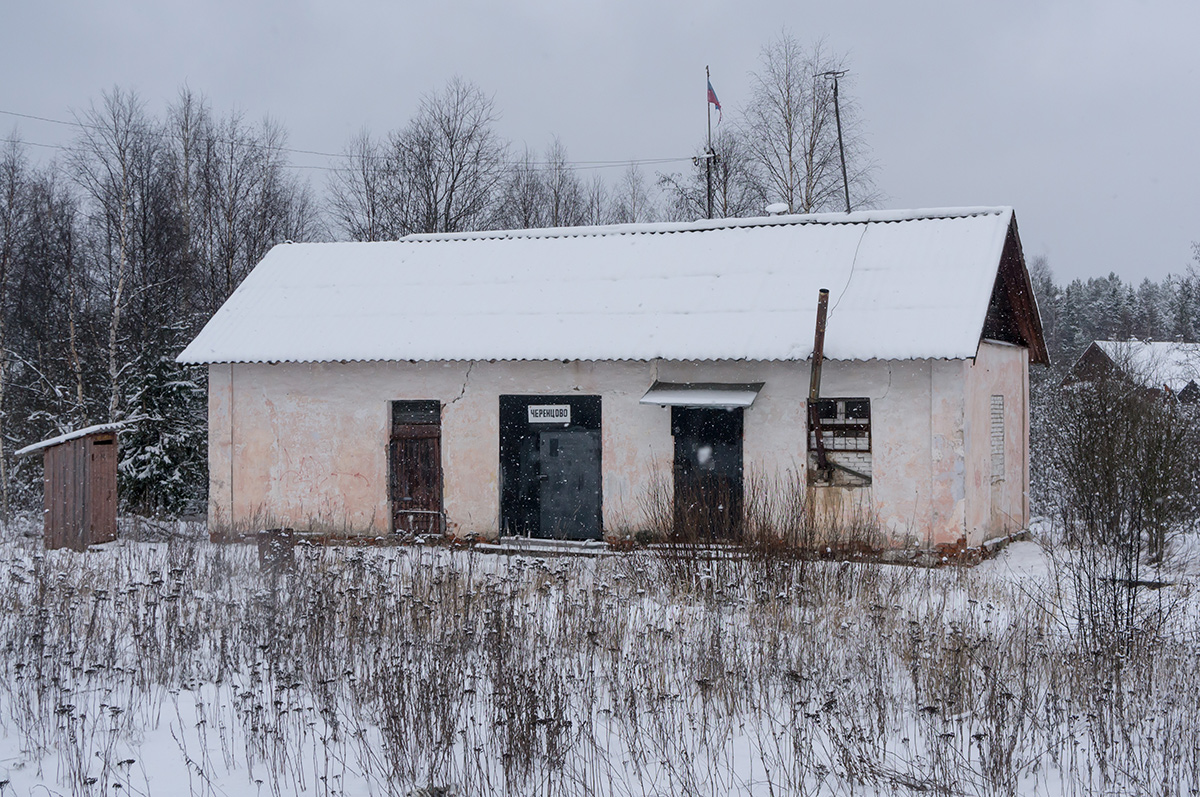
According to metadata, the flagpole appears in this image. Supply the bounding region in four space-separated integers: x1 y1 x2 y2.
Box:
706 65 712 149
705 65 714 219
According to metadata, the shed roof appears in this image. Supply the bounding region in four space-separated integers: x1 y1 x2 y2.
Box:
177 206 1045 365
14 422 124 457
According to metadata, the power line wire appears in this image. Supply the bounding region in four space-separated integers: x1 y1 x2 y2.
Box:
0 108 693 173
0 136 69 153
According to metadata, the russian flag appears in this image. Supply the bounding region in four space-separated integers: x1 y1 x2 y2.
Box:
707 80 721 113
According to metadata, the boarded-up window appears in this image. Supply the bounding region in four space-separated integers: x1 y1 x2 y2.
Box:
990 394 1004 483
809 398 872 486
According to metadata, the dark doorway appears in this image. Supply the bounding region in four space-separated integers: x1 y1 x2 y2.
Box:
500 395 602 539
672 406 744 539
390 400 442 534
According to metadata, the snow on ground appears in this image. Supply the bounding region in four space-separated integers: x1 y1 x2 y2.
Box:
973 539 1052 581
2 516 1199 796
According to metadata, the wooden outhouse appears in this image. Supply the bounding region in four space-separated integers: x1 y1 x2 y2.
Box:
15 423 121 551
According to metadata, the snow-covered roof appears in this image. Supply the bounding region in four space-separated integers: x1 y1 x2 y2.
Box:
14 422 124 457
177 206 1021 365
1092 341 1200 391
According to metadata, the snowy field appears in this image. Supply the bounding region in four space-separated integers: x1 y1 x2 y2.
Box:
2 517 1199 796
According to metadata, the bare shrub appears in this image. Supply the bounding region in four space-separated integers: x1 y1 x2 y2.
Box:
1043 371 1200 651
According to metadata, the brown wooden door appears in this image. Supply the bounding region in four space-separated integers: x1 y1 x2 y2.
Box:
87 435 118 544
390 422 442 535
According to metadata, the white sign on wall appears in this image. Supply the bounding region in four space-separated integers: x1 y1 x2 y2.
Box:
528 404 571 424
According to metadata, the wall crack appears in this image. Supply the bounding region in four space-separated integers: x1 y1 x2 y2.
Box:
449 361 474 406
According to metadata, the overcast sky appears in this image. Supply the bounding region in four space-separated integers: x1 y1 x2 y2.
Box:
2 0 1197 283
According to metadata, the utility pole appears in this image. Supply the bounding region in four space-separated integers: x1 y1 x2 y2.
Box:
821 70 851 213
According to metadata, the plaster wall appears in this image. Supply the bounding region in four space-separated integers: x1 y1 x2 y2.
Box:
962 341 1030 546
207 357 1004 545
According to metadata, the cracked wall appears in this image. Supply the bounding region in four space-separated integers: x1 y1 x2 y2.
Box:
207 356 1027 545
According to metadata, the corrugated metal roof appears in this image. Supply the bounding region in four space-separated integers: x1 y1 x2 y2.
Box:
177 207 1016 365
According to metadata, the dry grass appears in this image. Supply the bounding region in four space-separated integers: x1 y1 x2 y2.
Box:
1 516 1198 796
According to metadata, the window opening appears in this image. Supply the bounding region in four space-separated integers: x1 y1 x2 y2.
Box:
392 400 440 428
808 397 872 486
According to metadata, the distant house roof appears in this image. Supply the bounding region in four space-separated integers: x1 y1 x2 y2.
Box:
1075 341 1200 392
177 206 1048 365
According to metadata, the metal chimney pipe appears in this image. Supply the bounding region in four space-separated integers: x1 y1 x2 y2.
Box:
808 289 831 471
808 289 830 401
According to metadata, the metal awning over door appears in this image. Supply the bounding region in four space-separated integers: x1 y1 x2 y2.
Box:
639 381 764 409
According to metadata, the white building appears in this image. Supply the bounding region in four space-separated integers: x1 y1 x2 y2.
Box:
178 207 1047 552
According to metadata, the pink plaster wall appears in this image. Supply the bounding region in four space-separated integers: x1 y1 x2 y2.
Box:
207 355 1029 547
962 341 1031 546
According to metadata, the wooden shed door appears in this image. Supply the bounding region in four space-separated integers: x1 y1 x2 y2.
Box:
390 401 442 534
87 435 118 544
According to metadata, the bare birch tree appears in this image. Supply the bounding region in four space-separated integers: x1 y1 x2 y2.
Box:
165 96 320 313
71 88 151 421
385 77 508 234
327 129 395 241
15 168 88 425
742 35 877 213
492 137 589 230
494 146 551 229
0 136 31 523
581 174 610 226
610 164 656 224
542 137 587 227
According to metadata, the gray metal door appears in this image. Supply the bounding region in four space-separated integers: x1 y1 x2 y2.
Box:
538 429 602 540
672 407 744 540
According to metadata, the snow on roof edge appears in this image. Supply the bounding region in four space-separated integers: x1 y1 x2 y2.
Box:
15 422 126 457
400 206 1012 244
178 355 981 366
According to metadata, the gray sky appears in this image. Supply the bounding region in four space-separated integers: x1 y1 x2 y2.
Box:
3 0 1197 283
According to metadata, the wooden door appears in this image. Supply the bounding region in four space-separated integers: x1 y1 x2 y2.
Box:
87 434 118 544
390 402 442 535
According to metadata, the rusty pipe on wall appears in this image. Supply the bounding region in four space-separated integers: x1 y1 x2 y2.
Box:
808 289 830 401
808 289 830 470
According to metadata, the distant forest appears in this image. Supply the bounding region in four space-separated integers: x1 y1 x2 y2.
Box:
1 73 1196 518
1032 251 1200 375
